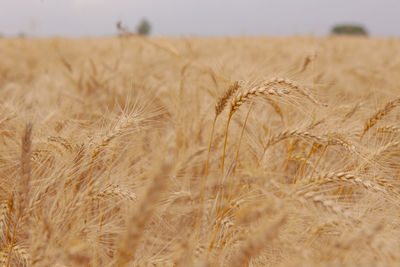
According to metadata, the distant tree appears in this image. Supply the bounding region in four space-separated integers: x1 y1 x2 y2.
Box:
116 21 122 32
136 19 151 36
18 32 26 38
116 20 132 37
331 24 368 36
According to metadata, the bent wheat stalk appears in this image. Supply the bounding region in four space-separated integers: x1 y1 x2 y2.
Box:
299 172 400 200
258 130 358 165
216 84 292 216
258 130 326 165
216 78 326 215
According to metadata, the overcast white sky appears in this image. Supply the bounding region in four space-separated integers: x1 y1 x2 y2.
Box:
1 0 399 37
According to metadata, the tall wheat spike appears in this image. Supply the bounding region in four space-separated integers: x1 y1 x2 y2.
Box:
117 151 173 266
195 81 240 238
7 123 32 267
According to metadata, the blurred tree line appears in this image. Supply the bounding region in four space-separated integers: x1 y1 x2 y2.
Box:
116 18 151 36
331 24 368 36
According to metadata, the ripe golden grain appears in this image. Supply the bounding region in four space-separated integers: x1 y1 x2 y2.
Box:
1 37 400 266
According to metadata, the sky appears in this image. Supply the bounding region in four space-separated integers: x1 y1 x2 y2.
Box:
1 0 399 37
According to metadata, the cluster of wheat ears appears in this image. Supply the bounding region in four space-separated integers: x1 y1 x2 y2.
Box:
1 36 400 266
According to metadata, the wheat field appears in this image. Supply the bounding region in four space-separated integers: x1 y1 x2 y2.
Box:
1 36 400 266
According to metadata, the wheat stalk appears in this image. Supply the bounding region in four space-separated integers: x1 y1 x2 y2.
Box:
196 81 240 238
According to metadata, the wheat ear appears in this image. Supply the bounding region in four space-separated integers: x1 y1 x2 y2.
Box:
374 125 400 136
230 82 292 115
215 81 240 117
305 172 399 199
258 130 326 164
263 77 325 107
361 97 400 138
258 130 357 165
355 141 400 173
